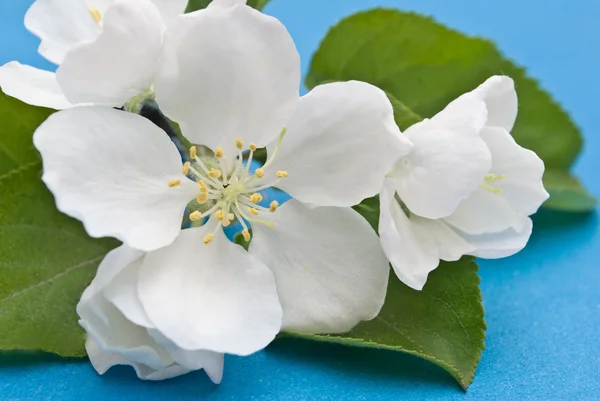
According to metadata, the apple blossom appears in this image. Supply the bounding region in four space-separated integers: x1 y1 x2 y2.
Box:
33 0 411 368
379 76 549 290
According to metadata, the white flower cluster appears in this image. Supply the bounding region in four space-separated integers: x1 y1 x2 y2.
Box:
0 0 548 383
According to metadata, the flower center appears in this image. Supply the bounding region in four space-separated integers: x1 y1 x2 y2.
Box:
481 173 506 194
169 129 288 245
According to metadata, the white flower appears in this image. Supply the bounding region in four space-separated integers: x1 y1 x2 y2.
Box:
0 0 185 109
78 245 225 382
380 76 549 290
34 1 411 368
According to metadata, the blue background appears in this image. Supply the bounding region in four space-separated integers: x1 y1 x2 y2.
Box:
1 0 599 399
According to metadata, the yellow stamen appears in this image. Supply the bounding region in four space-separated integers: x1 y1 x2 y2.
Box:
269 201 279 213
276 170 288 178
249 143 257 152
182 162 190 175
248 207 259 216
168 179 181 188
242 229 251 242
485 173 506 182
203 234 214 245
215 209 224 221
190 146 197 159
481 183 503 194
227 213 235 221
215 146 224 158
189 211 202 221
208 169 222 178
255 168 265 178
235 138 244 150
250 193 263 203
88 7 102 23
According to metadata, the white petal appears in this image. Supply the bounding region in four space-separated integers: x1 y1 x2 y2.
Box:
103 256 153 328
33 107 198 252
138 226 282 356
100 252 225 384
394 96 492 219
149 0 188 21
443 187 524 235
56 0 164 106
208 0 247 8
481 127 549 216
25 0 98 64
266 81 412 207
78 244 144 323
85 337 190 381
155 4 300 156
0 62 72 109
378 180 439 290
465 217 533 259
473 76 518 131
147 329 225 384
410 217 476 262
79 297 173 371
249 199 389 333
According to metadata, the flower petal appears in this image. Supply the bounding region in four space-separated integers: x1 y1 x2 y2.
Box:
154 4 300 156
465 217 533 259
473 76 518 131
410 216 476 262
85 337 190 381
393 96 492 219
147 329 225 384
249 199 389 333
481 127 549 216
443 187 524 235
266 81 412 207
138 225 282 356
378 181 439 290
25 0 98 64
0 62 72 109
33 107 198 252
56 0 164 106
207 0 247 8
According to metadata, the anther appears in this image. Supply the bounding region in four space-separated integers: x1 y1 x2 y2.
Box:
250 193 263 203
255 168 265 178
248 207 259 216
235 138 244 150
215 147 224 158
215 209 224 221
242 229 251 242
249 143 257 152
189 211 202 221
197 193 208 204
269 201 279 213
168 179 181 188
277 170 288 178
182 162 190 175
203 234 214 245
88 7 102 23
208 169 222 178
190 146 197 159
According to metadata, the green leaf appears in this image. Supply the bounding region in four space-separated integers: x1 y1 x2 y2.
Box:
307 9 582 171
0 91 118 356
543 169 597 212
186 0 271 13
286 258 485 390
